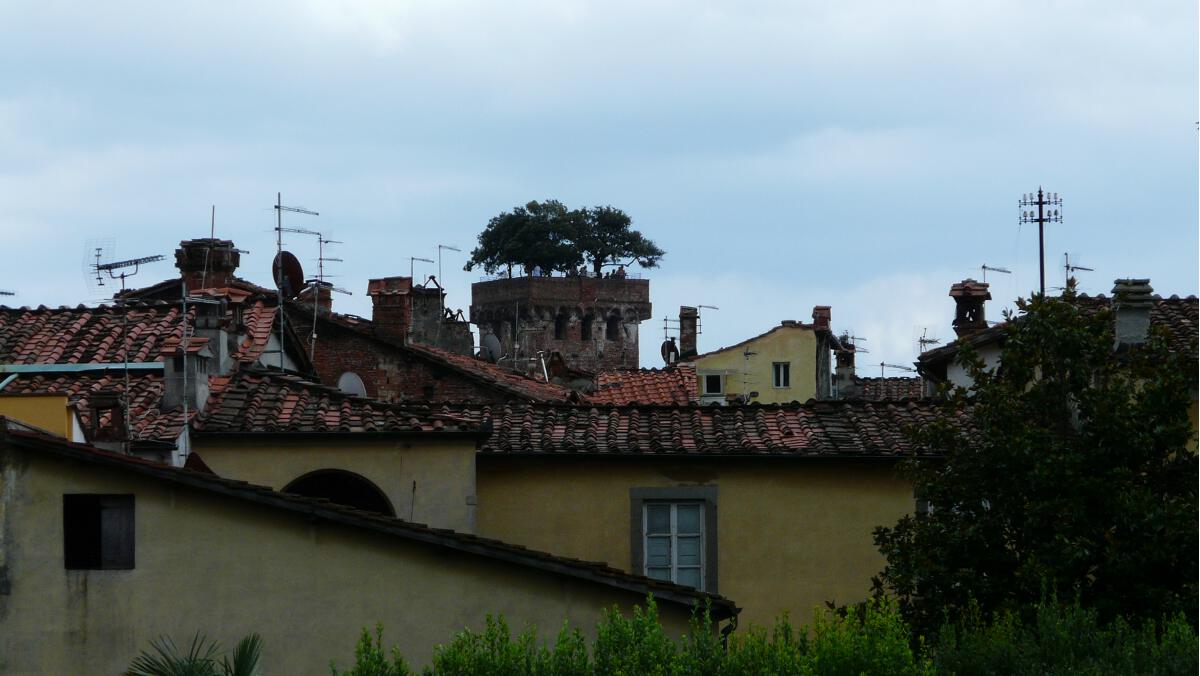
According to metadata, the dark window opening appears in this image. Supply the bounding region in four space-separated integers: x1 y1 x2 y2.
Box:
581 315 594 340
554 314 567 340
64 494 134 570
284 470 395 516
606 316 621 341
422 384 436 398
704 374 723 395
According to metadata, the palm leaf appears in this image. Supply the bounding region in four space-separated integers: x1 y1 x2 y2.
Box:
221 633 263 676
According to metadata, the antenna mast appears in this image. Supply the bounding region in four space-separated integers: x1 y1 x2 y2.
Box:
1063 253 1093 288
274 192 318 371
1018 187 1063 297
980 264 1011 284
411 256 434 281
93 252 166 292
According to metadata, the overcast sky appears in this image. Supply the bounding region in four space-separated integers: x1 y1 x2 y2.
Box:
2 1 1196 373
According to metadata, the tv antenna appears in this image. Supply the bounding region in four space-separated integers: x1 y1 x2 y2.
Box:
0 290 14 297
879 362 917 377
410 256 434 281
1063 253 1093 288
92 249 165 291
917 328 940 353
303 279 352 360
437 245 461 314
273 193 318 370
1018 187 1063 297
980 264 1011 284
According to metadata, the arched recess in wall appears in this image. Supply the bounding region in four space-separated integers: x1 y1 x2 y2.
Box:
581 314 594 340
554 312 568 340
606 313 622 341
337 372 367 396
283 469 395 516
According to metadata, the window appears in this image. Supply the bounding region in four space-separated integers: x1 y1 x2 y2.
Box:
606 316 621 341
581 315 594 340
773 362 791 388
630 487 718 592
703 374 723 395
554 314 567 340
63 495 134 570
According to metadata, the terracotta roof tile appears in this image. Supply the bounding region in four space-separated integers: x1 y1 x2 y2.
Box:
0 304 185 364
0 372 186 443
452 400 949 457
193 367 481 435
852 377 928 401
589 366 698 406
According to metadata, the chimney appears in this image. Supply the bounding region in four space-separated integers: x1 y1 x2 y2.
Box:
949 279 991 338
1112 279 1154 349
834 333 857 398
297 282 333 315
679 306 698 359
176 239 240 292
367 276 414 344
161 337 213 412
191 298 232 375
88 390 126 443
811 306 831 332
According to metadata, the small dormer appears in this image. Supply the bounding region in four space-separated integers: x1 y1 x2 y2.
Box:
949 279 992 337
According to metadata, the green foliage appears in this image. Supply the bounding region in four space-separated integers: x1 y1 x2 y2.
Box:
125 633 262 676
933 597 1199 675
464 200 664 276
330 624 410 676
874 288 1198 636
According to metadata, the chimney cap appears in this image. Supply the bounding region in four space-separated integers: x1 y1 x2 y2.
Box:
949 278 991 300
367 276 413 296
1112 278 1154 306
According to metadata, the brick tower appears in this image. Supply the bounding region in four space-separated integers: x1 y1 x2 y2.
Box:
470 275 652 372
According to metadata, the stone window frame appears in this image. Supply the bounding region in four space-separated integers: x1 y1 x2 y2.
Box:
630 486 718 593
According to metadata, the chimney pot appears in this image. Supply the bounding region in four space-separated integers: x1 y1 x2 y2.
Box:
1112 278 1154 349
176 239 240 292
949 278 991 338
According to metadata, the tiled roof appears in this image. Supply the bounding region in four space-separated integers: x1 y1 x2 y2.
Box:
589 366 698 406
919 295 1199 366
193 368 481 435
0 303 186 364
405 342 579 403
0 423 735 619
459 400 948 457
0 372 185 443
118 276 277 302
852 377 927 401
287 304 578 403
0 301 277 367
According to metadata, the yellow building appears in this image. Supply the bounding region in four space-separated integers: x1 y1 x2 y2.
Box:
683 306 836 405
0 421 733 674
471 399 933 628
0 393 80 440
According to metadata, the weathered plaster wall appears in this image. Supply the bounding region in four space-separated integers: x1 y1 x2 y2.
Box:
0 447 696 674
691 326 820 405
0 395 73 439
477 457 914 628
193 437 477 533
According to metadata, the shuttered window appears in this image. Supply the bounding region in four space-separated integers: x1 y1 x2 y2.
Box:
643 502 705 590
63 495 134 570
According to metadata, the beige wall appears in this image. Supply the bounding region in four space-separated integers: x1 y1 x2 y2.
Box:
0 447 696 675
0 395 74 439
692 327 819 404
477 457 914 628
193 436 477 532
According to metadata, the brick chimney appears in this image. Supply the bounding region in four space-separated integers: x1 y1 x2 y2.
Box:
834 333 857 398
367 276 414 343
679 306 698 359
811 305 831 332
949 279 991 338
176 239 240 292
1112 279 1154 349
297 282 332 315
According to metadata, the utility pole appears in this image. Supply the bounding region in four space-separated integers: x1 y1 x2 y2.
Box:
1019 187 1063 297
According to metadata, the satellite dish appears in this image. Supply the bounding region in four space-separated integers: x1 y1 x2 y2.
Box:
272 251 305 299
661 338 679 366
337 372 367 396
481 333 503 363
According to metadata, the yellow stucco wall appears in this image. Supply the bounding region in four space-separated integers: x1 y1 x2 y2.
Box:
477 457 914 628
0 446 697 675
193 436 478 533
691 326 819 404
0 395 74 439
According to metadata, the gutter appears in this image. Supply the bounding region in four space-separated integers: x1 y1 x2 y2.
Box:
0 363 164 374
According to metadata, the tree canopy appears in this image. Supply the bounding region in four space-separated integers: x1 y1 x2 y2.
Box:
873 288 1197 637
464 200 664 276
